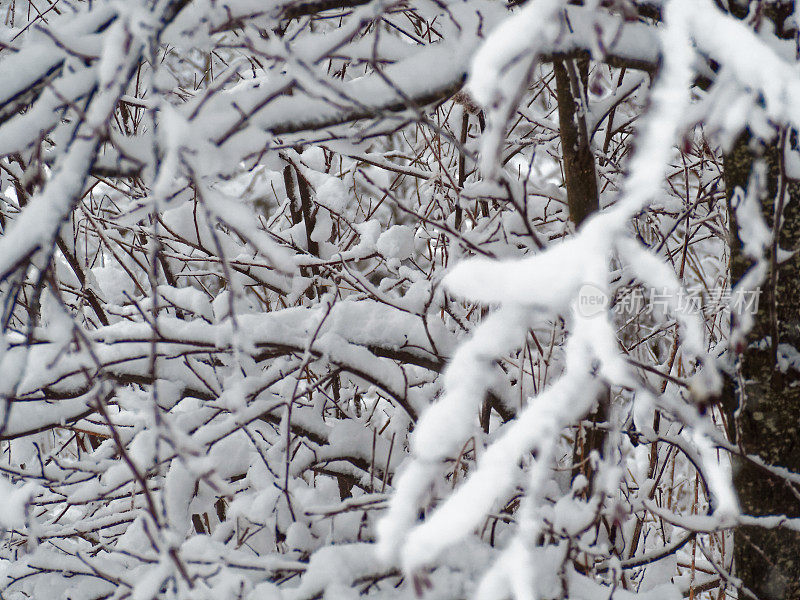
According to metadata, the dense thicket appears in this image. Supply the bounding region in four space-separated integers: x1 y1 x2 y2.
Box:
0 1 798 599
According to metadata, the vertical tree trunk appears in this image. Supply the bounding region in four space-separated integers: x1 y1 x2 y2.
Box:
554 57 609 491
554 58 599 227
724 130 800 599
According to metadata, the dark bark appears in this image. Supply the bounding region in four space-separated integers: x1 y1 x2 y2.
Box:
716 5 800 593
283 164 321 298
554 58 600 227
553 57 609 494
724 130 800 600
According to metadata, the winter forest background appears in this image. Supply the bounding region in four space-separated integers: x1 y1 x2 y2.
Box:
2 0 800 598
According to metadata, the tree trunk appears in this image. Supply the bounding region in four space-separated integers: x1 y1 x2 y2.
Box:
724 130 800 600
554 58 599 227
554 57 609 492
